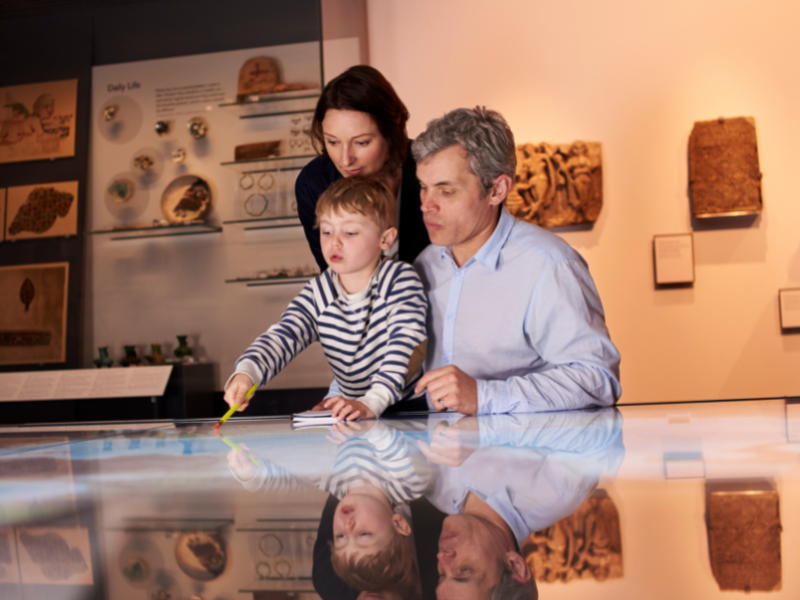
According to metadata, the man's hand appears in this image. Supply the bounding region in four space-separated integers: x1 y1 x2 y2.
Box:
418 418 480 467
224 373 254 411
319 396 376 421
415 365 479 415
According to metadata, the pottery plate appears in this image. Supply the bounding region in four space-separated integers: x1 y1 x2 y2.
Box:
160 175 213 224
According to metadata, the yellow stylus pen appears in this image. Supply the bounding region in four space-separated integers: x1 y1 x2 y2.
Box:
214 382 257 430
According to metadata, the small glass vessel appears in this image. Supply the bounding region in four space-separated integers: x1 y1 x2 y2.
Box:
93 347 113 368
174 335 193 360
120 345 141 367
146 343 166 365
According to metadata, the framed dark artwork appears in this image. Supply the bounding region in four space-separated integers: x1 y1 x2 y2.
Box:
0 262 69 365
689 116 762 218
0 79 78 164
5 181 79 241
506 141 603 228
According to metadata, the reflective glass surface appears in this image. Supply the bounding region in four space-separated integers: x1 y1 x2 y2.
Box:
1 399 798 599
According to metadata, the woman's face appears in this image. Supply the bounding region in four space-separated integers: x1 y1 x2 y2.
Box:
321 109 391 178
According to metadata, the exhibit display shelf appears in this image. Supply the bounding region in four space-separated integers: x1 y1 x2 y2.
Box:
225 275 315 287
219 90 320 118
222 216 302 231
86 222 222 240
221 154 315 174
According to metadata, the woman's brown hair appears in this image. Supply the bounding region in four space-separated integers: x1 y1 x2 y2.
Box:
311 65 410 171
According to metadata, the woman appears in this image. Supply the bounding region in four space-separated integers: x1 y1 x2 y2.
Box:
296 65 430 271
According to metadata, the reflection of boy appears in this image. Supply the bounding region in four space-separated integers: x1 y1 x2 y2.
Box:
227 420 427 596
225 175 428 420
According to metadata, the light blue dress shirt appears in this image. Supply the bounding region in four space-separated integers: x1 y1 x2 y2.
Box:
414 206 621 414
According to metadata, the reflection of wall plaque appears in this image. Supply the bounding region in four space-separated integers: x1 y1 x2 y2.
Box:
522 490 622 583
689 116 762 218
507 141 602 228
706 481 781 592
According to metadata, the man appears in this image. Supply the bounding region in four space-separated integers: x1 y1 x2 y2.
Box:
412 107 621 415
422 409 625 600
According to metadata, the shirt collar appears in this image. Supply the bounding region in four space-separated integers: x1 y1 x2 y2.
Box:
437 206 515 271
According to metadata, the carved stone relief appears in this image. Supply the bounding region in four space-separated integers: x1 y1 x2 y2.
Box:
506 141 602 228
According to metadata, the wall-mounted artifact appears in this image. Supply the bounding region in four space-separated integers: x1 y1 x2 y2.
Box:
706 480 781 592
120 345 141 367
133 154 155 171
160 175 212 223
93 347 113 368
779 288 800 331
174 335 193 360
97 95 143 144
6 181 79 241
187 117 207 140
145 344 165 365
234 140 281 162
0 79 77 164
236 56 311 102
522 490 622 583
154 120 170 136
171 148 186 164
121 557 149 583
104 172 149 223
174 532 226 581
288 113 313 155
0 263 68 365
130 147 164 187
689 116 762 218
108 178 135 204
506 141 603 228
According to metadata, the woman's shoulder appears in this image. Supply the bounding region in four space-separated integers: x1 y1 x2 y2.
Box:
297 154 341 196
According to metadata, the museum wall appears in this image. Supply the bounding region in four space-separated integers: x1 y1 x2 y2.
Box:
366 0 800 403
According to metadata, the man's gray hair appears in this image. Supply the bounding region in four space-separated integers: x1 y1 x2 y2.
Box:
490 562 538 600
412 106 517 191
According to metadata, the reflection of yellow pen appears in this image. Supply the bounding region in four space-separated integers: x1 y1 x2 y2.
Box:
214 383 258 430
219 434 260 466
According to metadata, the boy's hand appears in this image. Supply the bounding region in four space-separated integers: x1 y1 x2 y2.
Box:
326 419 376 445
224 373 254 411
418 418 480 467
226 443 256 481
323 396 376 421
414 365 478 415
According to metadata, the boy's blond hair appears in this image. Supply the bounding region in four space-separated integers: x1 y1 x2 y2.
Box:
315 175 396 231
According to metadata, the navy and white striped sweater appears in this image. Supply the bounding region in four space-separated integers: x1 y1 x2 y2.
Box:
234 259 428 415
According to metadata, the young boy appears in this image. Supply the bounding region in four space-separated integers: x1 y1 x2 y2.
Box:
224 175 428 420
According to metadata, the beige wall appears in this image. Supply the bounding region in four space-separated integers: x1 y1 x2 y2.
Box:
366 0 800 403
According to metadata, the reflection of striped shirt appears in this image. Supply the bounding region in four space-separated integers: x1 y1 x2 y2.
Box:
234 260 428 416
233 422 430 506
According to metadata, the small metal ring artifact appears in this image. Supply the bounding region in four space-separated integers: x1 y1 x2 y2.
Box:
257 173 275 191
239 173 255 190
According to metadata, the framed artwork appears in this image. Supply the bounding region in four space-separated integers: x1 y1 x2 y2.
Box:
779 288 800 330
653 233 695 285
0 262 69 365
5 181 79 241
16 527 93 585
0 79 78 164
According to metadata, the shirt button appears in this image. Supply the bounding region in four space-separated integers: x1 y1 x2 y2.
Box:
446 314 454 321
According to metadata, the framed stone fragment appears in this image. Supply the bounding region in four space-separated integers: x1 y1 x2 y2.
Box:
0 262 69 365
522 490 622 583
778 288 800 330
653 234 694 285
507 141 602 228
706 481 781 592
5 181 79 241
0 79 77 164
689 116 762 217
16 527 93 585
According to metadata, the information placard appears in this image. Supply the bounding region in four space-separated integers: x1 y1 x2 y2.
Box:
654 233 694 285
779 288 800 330
0 366 172 402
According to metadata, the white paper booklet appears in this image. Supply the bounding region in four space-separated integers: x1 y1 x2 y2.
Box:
292 409 338 427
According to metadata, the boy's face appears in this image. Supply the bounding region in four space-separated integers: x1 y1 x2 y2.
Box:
333 492 409 562
319 208 396 288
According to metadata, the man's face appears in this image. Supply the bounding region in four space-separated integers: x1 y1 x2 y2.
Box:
333 492 404 562
417 144 499 255
436 515 507 600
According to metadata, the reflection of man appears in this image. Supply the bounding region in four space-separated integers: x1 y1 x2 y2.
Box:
421 409 624 599
412 107 621 415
